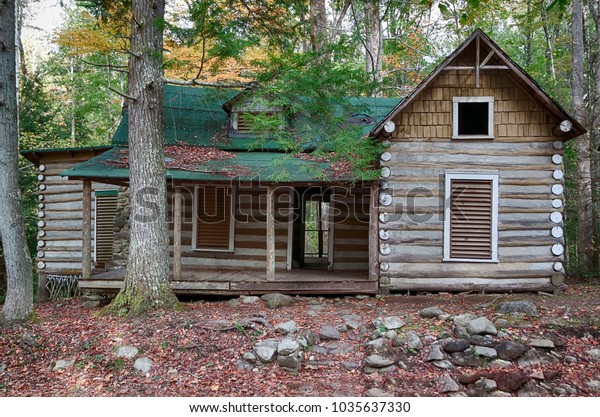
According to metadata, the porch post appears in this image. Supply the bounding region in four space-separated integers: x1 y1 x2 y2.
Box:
368 181 379 281
173 186 182 281
266 186 275 281
82 180 92 280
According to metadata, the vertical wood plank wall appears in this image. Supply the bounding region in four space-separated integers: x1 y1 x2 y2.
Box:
167 184 370 275
379 69 565 292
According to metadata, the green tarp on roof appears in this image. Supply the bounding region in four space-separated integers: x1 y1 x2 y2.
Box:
63 85 401 183
62 145 363 183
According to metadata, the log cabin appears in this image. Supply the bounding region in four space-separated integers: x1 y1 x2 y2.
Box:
21 29 585 297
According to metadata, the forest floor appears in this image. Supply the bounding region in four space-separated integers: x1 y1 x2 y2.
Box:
0 283 599 397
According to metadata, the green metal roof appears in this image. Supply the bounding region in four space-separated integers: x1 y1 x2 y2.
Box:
62 85 401 183
63 146 364 183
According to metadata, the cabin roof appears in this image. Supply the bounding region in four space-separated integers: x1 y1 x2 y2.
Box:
371 28 586 139
63 84 399 183
20 145 113 165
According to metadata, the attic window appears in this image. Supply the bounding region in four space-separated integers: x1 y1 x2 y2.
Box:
452 97 494 139
234 112 281 135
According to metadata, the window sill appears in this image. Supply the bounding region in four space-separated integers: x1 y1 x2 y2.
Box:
192 248 235 253
443 257 499 263
451 135 495 140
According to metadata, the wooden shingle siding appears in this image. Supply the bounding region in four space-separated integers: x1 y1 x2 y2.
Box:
379 67 564 292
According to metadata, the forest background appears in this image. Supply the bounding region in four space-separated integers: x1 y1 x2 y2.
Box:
1 0 599 301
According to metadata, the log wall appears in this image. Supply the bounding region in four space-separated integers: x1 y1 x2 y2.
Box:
378 69 566 292
35 151 115 275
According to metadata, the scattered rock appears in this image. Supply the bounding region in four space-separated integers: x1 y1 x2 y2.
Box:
254 339 279 363
167 367 178 377
241 296 260 304
440 374 460 392
19 334 38 349
496 341 527 361
82 300 100 309
261 293 294 309
341 314 363 330
447 392 468 397
342 361 360 370
564 355 577 364
364 365 396 374
475 378 497 391
302 330 319 346
420 307 445 318
324 341 353 355
431 360 453 370
453 325 471 340
518 348 558 367
319 326 341 340
384 330 397 340
382 316 405 330
237 359 254 370
443 339 470 353
277 338 300 356
366 388 393 397
365 355 395 368
405 331 423 350
278 354 302 370
529 338 555 349
529 370 545 380
450 351 483 367
489 359 512 369
586 380 600 392
458 373 481 385
466 317 497 336
474 346 497 359
367 338 385 350
227 298 241 307
496 371 530 392
469 335 496 348
427 344 445 361
587 348 600 361
134 357 153 374
553 387 567 396
242 352 257 364
489 390 512 397
558 383 577 395
453 313 477 327
116 346 139 359
517 381 549 397
0 364 6 373
53 359 74 371
497 301 539 317
275 321 298 335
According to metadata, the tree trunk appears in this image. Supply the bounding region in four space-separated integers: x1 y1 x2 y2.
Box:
588 0 600 269
572 0 595 272
0 0 34 323
104 0 179 316
364 1 382 93
309 0 328 53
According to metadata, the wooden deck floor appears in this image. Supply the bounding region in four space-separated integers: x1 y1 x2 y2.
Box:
78 268 378 295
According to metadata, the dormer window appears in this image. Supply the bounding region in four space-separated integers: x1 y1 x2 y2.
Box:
452 96 494 139
233 112 282 135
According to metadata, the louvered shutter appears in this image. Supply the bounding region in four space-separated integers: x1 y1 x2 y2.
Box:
449 179 493 259
94 193 118 265
196 186 232 250
236 113 253 134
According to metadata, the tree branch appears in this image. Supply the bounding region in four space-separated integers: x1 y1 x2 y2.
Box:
108 86 137 101
81 59 128 73
163 77 256 89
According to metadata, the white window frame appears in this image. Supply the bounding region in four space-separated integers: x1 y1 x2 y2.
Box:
443 172 499 263
452 96 495 139
192 185 236 252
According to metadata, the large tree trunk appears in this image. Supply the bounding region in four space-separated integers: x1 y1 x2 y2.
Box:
104 0 179 316
309 0 328 53
588 0 600 269
572 0 596 272
363 1 382 92
0 0 34 323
